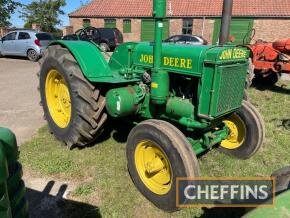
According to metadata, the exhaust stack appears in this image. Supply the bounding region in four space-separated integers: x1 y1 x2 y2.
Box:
219 0 233 45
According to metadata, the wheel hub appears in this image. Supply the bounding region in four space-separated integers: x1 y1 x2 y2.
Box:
221 114 246 149
45 69 71 128
135 140 172 195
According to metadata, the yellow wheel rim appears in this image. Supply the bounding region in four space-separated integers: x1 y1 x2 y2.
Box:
221 114 246 149
45 69 71 128
135 140 172 195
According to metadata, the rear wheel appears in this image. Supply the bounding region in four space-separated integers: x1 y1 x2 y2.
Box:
127 119 200 211
39 45 107 148
218 100 265 159
27 49 39 62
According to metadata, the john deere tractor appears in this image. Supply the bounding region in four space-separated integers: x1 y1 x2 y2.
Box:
38 0 265 211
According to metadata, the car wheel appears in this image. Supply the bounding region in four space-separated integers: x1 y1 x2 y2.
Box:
99 43 109 52
27 49 39 62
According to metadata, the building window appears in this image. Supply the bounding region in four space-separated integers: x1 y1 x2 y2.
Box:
182 19 193 34
123 19 131 33
83 19 91 28
104 19 116 28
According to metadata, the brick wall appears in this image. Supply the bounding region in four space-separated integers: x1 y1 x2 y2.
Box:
70 17 141 42
170 18 215 43
170 19 182 36
192 19 215 43
63 26 74 36
69 17 290 44
253 19 290 42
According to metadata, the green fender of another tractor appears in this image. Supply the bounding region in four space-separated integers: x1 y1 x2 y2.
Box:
50 40 139 83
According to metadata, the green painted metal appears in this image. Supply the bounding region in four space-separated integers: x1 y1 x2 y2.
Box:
166 97 194 119
50 40 112 79
150 70 169 104
141 19 169 41
105 85 146 117
0 128 29 218
212 18 254 45
46 0 252 155
244 190 290 218
109 42 249 117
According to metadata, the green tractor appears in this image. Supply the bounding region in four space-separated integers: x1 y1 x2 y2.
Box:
0 128 29 218
38 0 265 211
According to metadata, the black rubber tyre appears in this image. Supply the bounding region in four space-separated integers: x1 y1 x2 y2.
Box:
218 100 265 159
27 49 39 62
254 71 280 86
39 45 107 148
271 166 290 194
127 119 200 212
99 42 109 52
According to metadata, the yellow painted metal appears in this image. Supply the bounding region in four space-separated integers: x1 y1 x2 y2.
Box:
45 69 71 128
221 114 246 149
135 140 172 195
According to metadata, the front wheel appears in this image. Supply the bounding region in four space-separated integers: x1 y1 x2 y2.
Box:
218 100 265 159
127 119 200 212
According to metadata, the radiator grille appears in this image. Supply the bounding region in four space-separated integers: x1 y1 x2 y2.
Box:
211 65 247 117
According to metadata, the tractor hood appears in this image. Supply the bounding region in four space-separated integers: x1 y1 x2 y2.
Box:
130 42 249 77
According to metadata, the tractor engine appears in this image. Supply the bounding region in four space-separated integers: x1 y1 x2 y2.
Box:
108 42 249 124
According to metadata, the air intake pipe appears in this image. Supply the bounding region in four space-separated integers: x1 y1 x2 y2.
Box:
150 0 169 105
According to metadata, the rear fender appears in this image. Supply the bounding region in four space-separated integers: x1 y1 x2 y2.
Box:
49 40 113 81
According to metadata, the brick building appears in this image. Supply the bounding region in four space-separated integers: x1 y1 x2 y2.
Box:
68 0 290 44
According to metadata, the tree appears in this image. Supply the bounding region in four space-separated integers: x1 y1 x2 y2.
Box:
80 0 92 6
20 0 66 32
0 0 22 27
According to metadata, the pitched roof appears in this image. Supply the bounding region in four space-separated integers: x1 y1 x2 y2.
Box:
69 0 290 18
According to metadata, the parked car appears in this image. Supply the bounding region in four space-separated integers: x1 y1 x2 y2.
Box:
164 35 208 45
62 26 123 52
0 30 54 61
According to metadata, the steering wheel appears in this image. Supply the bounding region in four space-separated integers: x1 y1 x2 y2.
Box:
77 27 99 42
243 28 256 45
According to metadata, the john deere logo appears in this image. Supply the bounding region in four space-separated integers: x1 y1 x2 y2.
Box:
219 48 247 60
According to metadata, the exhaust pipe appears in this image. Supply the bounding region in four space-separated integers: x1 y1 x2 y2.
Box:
219 0 233 45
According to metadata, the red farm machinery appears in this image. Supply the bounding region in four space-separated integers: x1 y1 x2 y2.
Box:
244 30 290 85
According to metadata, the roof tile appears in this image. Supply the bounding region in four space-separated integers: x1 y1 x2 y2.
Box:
69 0 290 17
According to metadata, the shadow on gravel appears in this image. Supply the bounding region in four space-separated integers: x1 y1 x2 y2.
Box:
26 181 101 218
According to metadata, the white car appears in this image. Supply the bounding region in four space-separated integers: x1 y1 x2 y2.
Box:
0 30 54 61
